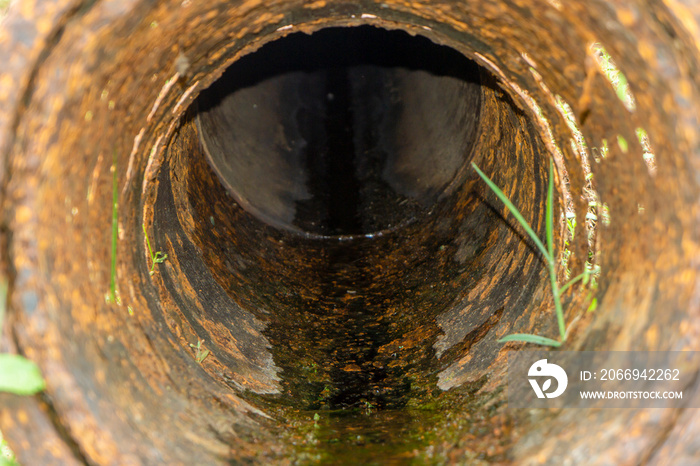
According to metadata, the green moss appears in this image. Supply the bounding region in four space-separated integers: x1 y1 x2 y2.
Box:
276 376 507 464
0 0 10 19
591 43 635 112
0 428 19 466
617 135 629 154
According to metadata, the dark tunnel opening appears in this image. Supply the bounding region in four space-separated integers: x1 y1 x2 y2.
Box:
196 26 483 236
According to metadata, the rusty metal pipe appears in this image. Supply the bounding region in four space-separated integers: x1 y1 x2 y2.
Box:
0 0 699 464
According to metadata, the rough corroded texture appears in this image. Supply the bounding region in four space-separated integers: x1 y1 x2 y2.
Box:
0 0 699 464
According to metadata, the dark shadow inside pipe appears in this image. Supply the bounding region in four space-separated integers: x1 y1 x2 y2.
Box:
197 26 482 236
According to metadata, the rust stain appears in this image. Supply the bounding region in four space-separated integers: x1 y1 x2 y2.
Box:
0 0 699 464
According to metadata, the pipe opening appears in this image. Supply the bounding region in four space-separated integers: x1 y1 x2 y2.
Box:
4 1 698 463
196 26 482 237
152 25 555 421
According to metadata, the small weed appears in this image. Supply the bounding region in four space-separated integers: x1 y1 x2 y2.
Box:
472 161 592 347
591 43 635 112
601 203 611 227
318 386 332 402
0 355 46 396
143 223 167 275
0 0 10 19
587 298 598 312
1 430 17 466
0 281 46 396
189 339 210 363
617 135 629 154
561 249 572 280
566 215 576 241
636 127 657 173
304 361 318 375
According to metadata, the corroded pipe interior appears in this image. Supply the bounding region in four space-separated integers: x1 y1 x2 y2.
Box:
1 1 698 465
135 32 552 441
156 26 550 414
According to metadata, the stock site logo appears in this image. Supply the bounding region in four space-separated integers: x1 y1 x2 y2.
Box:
528 359 568 399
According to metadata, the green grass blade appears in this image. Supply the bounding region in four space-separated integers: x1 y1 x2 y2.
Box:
472 163 552 265
0 354 46 395
497 333 562 347
550 269 566 341
142 223 154 262
474 161 570 346
587 297 598 312
544 160 566 341
143 222 157 275
560 270 589 294
546 160 554 258
109 149 118 304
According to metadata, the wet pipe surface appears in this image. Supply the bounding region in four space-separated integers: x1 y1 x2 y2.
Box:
0 0 699 464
